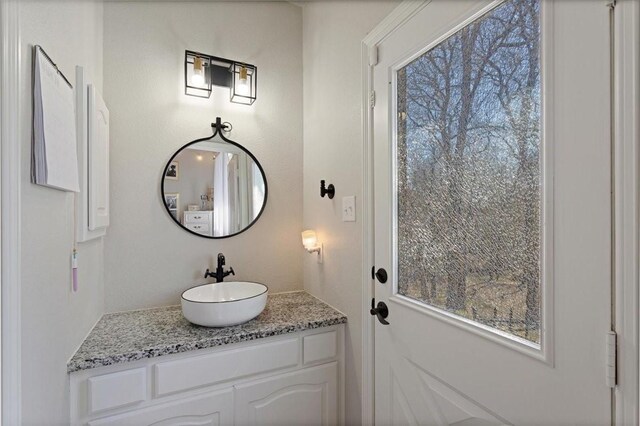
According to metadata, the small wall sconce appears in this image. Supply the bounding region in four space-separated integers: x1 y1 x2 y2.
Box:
302 230 323 263
185 50 257 105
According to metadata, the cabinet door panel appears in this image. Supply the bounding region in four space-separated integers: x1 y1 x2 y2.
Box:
88 389 232 426
87 368 146 415
235 362 337 426
88 84 109 230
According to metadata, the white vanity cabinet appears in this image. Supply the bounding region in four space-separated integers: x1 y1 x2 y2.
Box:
70 325 345 425
183 211 213 236
235 362 338 426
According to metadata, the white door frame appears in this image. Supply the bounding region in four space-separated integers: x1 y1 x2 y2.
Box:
360 1 640 424
613 1 640 424
0 0 21 423
360 3 429 423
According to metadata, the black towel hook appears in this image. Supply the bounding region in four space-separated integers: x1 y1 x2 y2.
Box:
320 180 335 199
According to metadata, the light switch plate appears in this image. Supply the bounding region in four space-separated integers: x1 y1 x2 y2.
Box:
342 196 356 222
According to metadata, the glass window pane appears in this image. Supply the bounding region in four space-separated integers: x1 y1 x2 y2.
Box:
396 0 541 343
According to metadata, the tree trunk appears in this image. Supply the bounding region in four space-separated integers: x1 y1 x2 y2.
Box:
444 27 479 311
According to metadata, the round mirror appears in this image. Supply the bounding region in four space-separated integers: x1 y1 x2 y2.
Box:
161 126 267 238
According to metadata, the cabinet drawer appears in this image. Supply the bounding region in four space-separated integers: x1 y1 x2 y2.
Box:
88 388 232 426
184 212 210 224
154 338 299 397
185 223 210 234
87 368 146 415
303 331 337 365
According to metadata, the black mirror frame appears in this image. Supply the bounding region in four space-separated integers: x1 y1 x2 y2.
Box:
160 118 268 239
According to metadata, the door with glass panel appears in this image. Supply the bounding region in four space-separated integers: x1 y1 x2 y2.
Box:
372 0 611 424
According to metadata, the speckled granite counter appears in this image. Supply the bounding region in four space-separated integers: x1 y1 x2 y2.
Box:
67 291 346 373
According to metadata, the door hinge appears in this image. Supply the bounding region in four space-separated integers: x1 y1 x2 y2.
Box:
370 90 376 108
606 331 617 388
369 45 379 66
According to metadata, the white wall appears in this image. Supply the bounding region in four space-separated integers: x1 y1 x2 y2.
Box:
302 2 396 425
15 2 391 422
19 1 104 424
103 2 303 312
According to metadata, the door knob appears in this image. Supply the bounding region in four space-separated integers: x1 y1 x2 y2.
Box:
370 299 390 325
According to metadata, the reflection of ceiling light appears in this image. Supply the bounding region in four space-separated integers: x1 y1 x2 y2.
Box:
196 154 203 161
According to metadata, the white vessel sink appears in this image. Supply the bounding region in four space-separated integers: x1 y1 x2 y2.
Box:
181 281 268 327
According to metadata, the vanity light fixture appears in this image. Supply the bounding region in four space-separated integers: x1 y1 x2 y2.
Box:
184 50 257 105
301 230 323 264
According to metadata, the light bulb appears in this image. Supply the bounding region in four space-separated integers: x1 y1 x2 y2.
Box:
236 66 250 96
301 230 318 250
191 57 205 86
301 229 322 263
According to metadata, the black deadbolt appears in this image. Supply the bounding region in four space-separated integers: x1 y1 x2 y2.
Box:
374 268 388 284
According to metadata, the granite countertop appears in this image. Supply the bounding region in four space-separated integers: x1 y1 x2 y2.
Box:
68 291 347 373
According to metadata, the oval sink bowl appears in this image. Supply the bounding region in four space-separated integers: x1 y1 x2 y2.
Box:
181 281 268 327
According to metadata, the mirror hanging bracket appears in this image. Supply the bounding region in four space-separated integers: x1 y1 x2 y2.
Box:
211 117 233 135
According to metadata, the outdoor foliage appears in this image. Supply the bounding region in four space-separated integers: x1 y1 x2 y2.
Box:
397 0 541 342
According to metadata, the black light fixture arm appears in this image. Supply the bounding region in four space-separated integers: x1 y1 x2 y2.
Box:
320 180 335 199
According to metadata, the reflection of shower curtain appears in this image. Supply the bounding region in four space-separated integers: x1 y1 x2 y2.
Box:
213 153 231 236
252 163 264 218
238 155 250 228
227 155 239 231
214 152 263 235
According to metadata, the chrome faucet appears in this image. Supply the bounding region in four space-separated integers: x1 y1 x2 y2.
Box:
204 253 235 283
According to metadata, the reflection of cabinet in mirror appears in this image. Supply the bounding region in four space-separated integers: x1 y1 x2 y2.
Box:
183 211 213 237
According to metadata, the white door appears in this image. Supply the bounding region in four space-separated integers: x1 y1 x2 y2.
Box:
372 0 612 424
